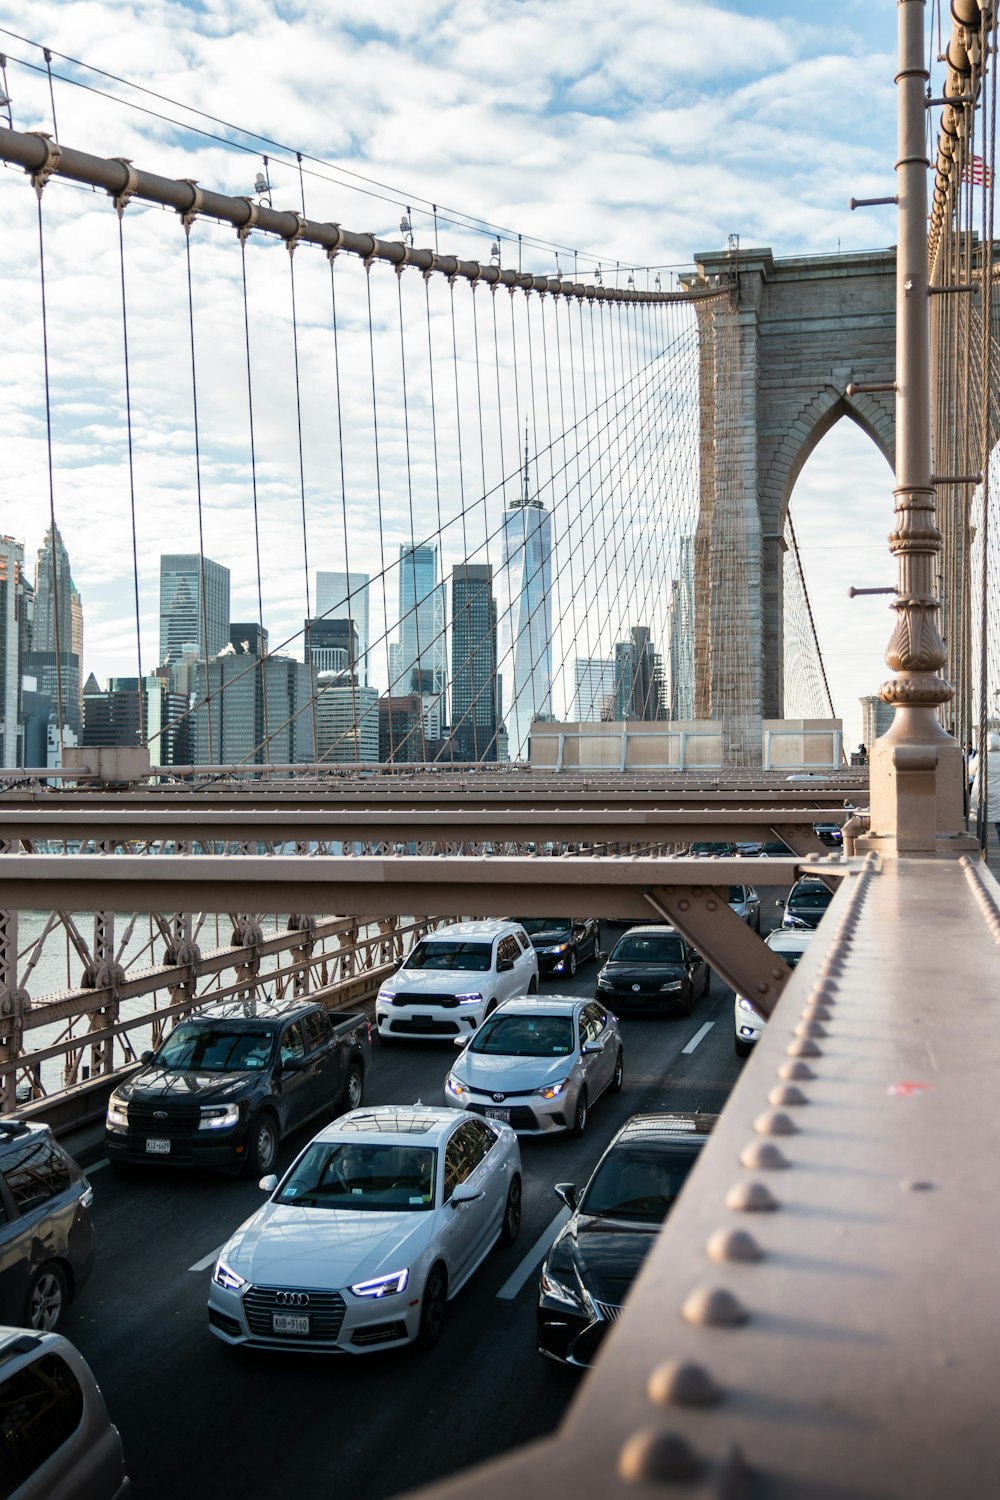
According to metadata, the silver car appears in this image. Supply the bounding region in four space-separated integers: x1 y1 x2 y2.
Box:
444 997 624 1137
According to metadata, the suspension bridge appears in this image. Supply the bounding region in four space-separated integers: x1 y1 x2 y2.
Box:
0 0 998 1495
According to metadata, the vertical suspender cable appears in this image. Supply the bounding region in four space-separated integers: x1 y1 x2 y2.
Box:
238 234 270 761
183 227 214 766
34 190 65 752
288 244 319 761
115 212 144 747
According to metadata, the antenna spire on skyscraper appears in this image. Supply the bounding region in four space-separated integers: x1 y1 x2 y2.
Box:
522 420 530 507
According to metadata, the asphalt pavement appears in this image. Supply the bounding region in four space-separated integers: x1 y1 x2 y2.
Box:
58 901 787 1500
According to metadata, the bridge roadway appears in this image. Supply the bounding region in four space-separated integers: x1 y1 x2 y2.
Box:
55 906 785 1500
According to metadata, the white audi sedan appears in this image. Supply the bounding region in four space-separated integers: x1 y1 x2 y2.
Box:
444 997 624 1137
207 1107 521 1354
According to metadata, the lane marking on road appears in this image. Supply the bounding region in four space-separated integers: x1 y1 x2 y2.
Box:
496 1206 571 1302
190 1245 224 1273
86 1158 110 1174
682 1021 715 1055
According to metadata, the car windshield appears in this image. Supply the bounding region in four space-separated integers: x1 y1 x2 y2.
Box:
610 936 685 964
405 940 493 972
275 1142 436 1210
470 1014 574 1056
727 886 748 902
691 842 731 855
517 919 569 935
788 887 833 911
582 1141 704 1222
155 1024 274 1072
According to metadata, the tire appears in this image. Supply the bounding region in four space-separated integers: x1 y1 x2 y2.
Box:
342 1063 364 1114
610 1050 624 1094
567 950 577 978
417 1263 448 1351
25 1262 68 1333
753 913 761 934
500 1175 522 1245
570 1088 588 1137
735 1038 753 1059
244 1112 279 1176
527 976 538 995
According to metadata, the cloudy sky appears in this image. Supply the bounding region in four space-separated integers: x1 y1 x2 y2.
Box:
0 0 911 747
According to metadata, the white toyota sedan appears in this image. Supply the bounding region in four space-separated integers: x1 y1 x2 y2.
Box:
207 1107 521 1354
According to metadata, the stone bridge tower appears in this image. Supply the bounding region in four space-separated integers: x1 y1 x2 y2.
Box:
683 246 896 752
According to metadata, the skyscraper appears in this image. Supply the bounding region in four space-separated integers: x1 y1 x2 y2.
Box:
159 555 230 667
392 545 447 741
451 563 499 762
0 537 25 767
306 617 358 675
316 571 370 686
573 657 614 722
613 626 665 721
192 652 312 765
499 432 553 760
316 676 379 764
28 523 82 741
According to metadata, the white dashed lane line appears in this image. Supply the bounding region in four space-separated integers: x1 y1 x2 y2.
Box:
496 1207 571 1302
681 1021 715 1055
189 1245 224 1273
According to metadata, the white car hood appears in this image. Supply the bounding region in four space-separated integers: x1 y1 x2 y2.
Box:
223 1203 438 1289
461 1051 574 1091
393 968 488 996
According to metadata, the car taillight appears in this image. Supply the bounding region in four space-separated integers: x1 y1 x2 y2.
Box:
366 1020 372 1045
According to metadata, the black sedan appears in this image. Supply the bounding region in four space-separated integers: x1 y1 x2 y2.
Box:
594 926 708 1014
514 918 599 978
537 1112 716 1367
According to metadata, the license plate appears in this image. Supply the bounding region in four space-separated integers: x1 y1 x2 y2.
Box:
410 1015 433 1028
145 1138 170 1154
271 1312 310 1336
485 1107 510 1122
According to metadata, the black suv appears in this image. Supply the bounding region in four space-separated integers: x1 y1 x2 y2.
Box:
0 1120 95 1332
105 997 371 1175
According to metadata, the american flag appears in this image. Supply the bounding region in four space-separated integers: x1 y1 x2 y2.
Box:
962 155 994 187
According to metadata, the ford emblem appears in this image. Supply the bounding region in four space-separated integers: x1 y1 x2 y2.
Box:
154 1110 167 1119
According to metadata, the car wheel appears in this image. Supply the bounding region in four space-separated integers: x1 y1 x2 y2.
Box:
245 1112 279 1176
417 1263 448 1351
754 913 761 934
570 1088 588 1137
527 976 538 995
500 1175 522 1245
611 1050 624 1093
342 1063 364 1113
735 1038 753 1058
25 1262 68 1332
568 950 577 977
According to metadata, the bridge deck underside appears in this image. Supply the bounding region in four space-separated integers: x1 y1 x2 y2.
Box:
409 854 1000 1500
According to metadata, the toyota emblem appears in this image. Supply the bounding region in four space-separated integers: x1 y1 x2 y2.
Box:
631 984 641 992
275 1290 310 1307
492 1092 506 1103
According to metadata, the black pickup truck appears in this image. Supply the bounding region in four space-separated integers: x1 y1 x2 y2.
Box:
105 997 372 1175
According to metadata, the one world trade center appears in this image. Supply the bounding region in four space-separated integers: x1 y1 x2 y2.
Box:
499 430 553 760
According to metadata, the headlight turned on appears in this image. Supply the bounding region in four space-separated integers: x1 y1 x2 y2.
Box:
213 1259 247 1291
106 1097 129 1130
350 1269 409 1298
199 1104 240 1131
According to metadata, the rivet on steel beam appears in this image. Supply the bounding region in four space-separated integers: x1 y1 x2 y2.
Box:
768 1083 808 1106
787 1037 821 1058
647 1360 721 1408
682 1286 748 1327
811 980 839 998
707 1226 762 1263
902 1179 935 1192
618 1428 702 1484
740 1140 789 1170
801 1004 832 1022
778 1059 815 1081
770 966 786 980
754 1109 797 1137
677 898 690 911
725 1179 779 1211
794 1019 827 1039
705 899 718 911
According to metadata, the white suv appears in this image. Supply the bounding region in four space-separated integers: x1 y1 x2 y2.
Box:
376 922 538 1042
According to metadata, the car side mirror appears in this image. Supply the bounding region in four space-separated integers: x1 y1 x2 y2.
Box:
452 1036 468 1048
140 1050 155 1065
582 1042 601 1054
775 897 785 907
595 950 606 962
259 1174 278 1193
554 1182 577 1210
497 958 514 972
450 1183 484 1206
280 1055 305 1072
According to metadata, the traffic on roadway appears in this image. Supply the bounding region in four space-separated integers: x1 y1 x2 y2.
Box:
29 878 794 1499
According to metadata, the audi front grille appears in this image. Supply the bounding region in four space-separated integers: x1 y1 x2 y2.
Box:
243 1285 347 1340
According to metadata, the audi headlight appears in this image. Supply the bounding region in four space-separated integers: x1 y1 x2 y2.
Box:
455 992 483 1005
199 1104 240 1131
350 1268 409 1298
106 1096 129 1131
536 1078 568 1100
213 1258 247 1291
446 1074 468 1099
